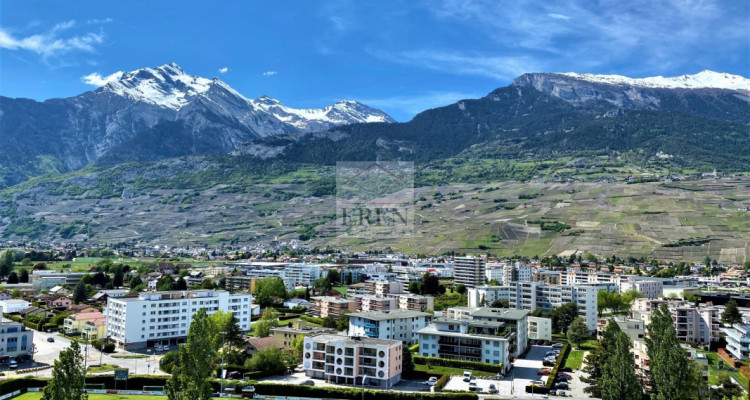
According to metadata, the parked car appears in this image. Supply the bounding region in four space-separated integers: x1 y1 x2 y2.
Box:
488 384 498 394
463 371 472 382
560 367 573 372
556 390 566 396
543 360 556 367
538 368 551 375
425 377 438 386
8 360 17 369
301 380 315 386
294 365 305 373
556 375 571 382
47 337 55 342
555 382 569 390
155 345 163 352
557 372 572 378
552 343 564 349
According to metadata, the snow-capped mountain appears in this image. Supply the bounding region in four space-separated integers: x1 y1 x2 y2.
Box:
0 63 394 182
556 70 750 91
512 70 750 117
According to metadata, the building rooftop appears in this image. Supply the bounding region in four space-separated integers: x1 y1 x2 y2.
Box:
308 333 400 346
348 309 431 321
470 308 530 320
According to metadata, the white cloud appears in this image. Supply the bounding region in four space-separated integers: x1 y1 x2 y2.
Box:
0 19 105 60
262 71 278 76
548 13 570 20
81 70 123 86
356 90 483 118
373 49 539 81
218 67 228 74
87 18 113 24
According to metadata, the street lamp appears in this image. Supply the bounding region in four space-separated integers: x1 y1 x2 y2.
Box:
361 375 369 400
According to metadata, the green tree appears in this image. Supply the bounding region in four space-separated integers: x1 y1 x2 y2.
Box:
246 346 285 374
645 304 694 400
73 281 88 304
721 300 743 326
336 312 350 331
455 284 467 295
7 272 18 284
255 277 287 307
549 302 579 333
42 341 87 400
166 309 216 400
582 320 622 397
600 331 642 400
566 317 589 348
255 308 279 338
129 275 143 288
402 345 414 374
210 311 243 346
0 250 14 280
491 299 509 308
326 269 340 285
408 281 420 294
11 289 21 299
321 315 337 329
156 275 174 291
20 269 29 283
113 268 124 287
421 272 440 295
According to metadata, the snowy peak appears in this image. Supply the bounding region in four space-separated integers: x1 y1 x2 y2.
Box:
100 63 215 110
249 97 394 131
554 70 750 91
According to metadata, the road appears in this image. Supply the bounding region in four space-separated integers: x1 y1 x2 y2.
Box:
2 330 167 378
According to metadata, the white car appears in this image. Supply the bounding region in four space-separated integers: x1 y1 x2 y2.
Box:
425 377 438 386
463 371 472 382
9 360 17 369
294 365 305 373
155 345 163 352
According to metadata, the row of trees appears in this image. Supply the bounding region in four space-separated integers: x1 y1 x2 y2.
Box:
597 289 645 317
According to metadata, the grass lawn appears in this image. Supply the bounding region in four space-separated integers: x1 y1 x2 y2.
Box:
565 350 584 370
87 363 120 373
414 363 496 377
700 351 749 387
17 394 166 400
111 354 149 359
332 286 347 296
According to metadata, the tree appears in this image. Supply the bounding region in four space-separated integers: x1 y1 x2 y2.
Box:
721 300 743 326
491 299 509 308
156 275 174 291
246 346 285 374
0 250 14 280
7 272 18 284
321 315 337 329
402 346 414 374
455 284 467 295
42 341 87 400
336 312 350 331
166 309 216 400
566 317 589 348
254 309 279 338
73 281 88 304
20 269 29 283
11 289 21 299
582 319 622 397
600 331 642 400
210 311 243 346
129 275 143 288
113 268 124 287
326 269 340 285
549 302 579 333
645 304 694 400
421 272 440 295
199 279 216 290
173 277 188 290
408 281 420 294
255 277 287 307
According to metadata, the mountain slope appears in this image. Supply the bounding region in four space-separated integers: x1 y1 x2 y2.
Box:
0 63 393 187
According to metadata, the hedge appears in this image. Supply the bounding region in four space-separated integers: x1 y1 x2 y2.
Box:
300 315 325 325
413 355 503 374
434 374 450 391
525 343 570 394
409 344 420 352
253 383 478 400
0 377 46 395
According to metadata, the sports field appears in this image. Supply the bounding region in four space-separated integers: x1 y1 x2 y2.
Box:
16 393 167 400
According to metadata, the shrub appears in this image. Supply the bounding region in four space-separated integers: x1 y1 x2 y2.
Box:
0 377 46 395
253 383 478 400
435 374 450 391
409 344 420 352
413 355 503 374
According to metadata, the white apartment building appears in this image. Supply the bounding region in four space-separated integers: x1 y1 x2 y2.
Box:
388 293 435 312
348 309 431 346
104 290 252 350
0 319 33 360
528 316 552 341
723 324 750 361
303 334 403 387
503 262 531 284
485 263 506 283
632 298 720 345
352 295 397 313
620 279 663 299
283 263 322 289
453 256 486 288
0 300 30 314
508 281 615 331
468 285 511 308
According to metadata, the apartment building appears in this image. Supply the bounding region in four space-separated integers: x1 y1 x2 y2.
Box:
417 308 528 373
528 316 552 341
632 298 720 345
453 256 486 288
303 334 403 387
620 279 663 299
104 290 252 350
353 295 396 313
485 263 506 283
271 319 335 348
368 280 404 297
311 296 357 318
30 271 85 292
597 316 645 342
348 309 430 345
508 281 614 331
723 324 750 361
224 275 257 292
64 311 106 335
467 285 511 308
503 262 531 284
283 263 322 289
0 319 33 360
388 293 435 312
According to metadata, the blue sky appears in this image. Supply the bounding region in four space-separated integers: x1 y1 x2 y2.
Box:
1 0 748 121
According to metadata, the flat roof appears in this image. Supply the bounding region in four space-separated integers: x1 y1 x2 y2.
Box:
348 309 431 321
470 308 530 320
308 333 400 346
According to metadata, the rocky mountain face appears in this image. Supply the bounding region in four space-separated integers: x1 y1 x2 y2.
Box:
0 63 393 187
